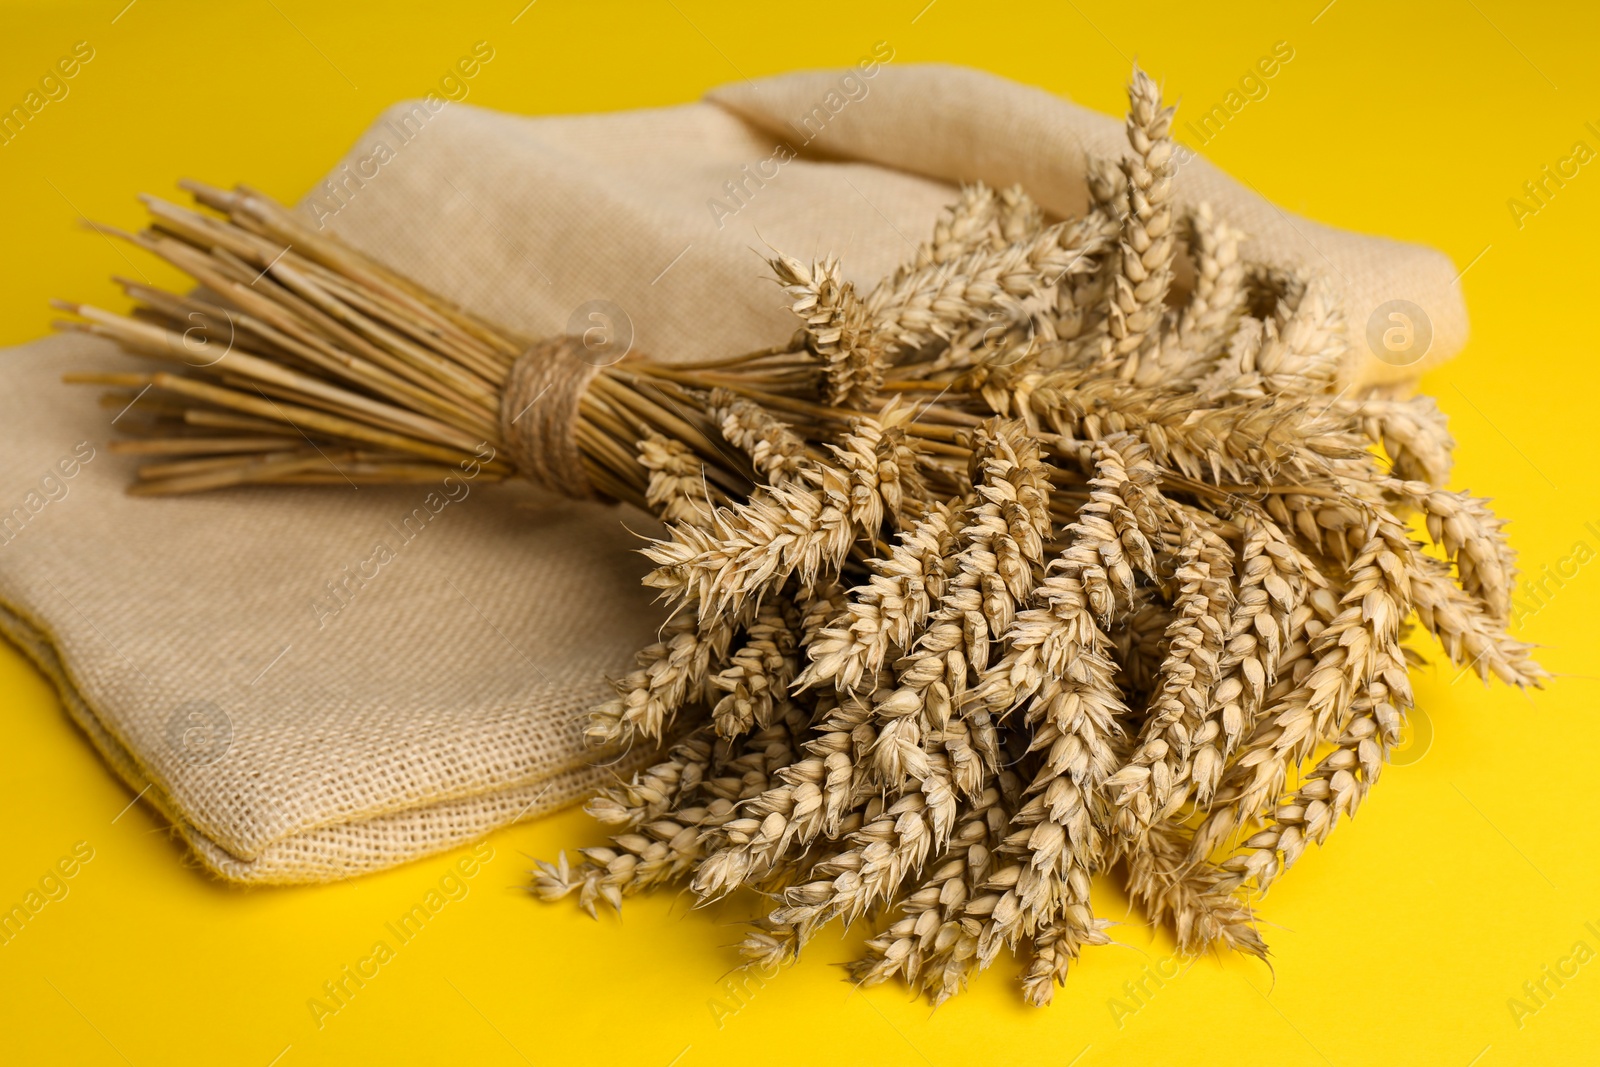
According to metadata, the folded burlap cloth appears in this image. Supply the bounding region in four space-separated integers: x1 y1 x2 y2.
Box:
0 65 1465 883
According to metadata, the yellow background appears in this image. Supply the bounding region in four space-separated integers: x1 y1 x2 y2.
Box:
2 1 1597 1063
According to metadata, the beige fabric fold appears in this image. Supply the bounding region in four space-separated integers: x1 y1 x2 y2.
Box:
0 64 1465 884
709 64 1467 386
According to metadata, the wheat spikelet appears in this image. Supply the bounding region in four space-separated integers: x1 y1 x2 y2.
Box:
796 502 957 693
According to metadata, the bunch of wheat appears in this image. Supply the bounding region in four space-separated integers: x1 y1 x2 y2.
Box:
61 68 1539 1006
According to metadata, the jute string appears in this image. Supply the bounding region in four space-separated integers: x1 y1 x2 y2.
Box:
500 335 616 500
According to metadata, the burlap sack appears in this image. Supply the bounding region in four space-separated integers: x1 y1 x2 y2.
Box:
0 64 1466 884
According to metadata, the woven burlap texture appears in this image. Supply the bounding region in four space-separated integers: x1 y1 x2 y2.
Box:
0 64 1466 884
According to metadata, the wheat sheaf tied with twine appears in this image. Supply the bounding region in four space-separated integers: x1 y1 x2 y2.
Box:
61 66 1542 1008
